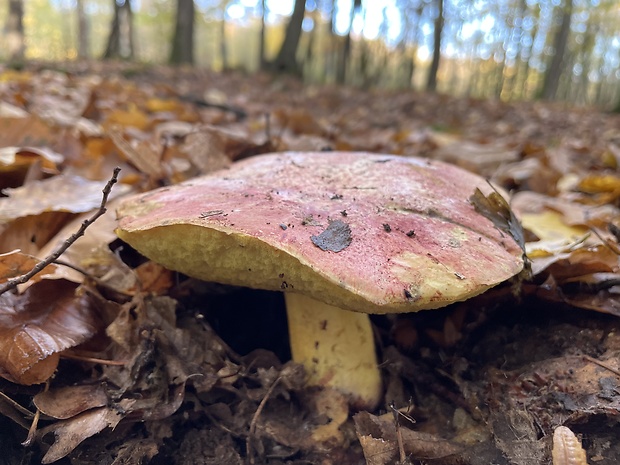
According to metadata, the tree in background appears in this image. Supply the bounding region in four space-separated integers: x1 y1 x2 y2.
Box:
540 0 573 100
259 0 267 70
395 0 423 89
76 0 90 59
103 0 135 60
170 0 195 64
426 0 444 91
270 0 306 74
9 0 620 110
336 0 362 84
5 0 25 61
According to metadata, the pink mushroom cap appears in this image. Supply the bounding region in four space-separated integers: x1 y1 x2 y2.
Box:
116 151 524 314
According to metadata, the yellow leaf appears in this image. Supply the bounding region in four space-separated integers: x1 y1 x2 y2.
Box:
145 98 182 113
521 210 589 244
578 174 620 194
105 104 150 130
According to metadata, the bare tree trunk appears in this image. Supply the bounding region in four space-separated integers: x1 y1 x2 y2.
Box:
103 0 121 59
170 0 195 64
220 15 228 70
336 0 361 84
320 0 338 83
541 0 573 100
502 0 527 100
125 0 135 58
76 0 90 59
426 0 444 92
6 0 25 61
103 0 134 59
613 85 620 112
259 0 267 70
575 25 595 105
271 0 306 74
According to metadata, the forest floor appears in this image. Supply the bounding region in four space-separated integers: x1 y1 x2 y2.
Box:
0 61 620 465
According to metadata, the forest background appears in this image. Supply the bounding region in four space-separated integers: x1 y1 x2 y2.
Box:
2 0 619 109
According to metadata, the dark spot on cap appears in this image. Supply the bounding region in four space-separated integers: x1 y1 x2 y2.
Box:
383 223 392 232
311 220 352 252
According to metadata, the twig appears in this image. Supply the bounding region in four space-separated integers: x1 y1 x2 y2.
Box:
0 390 35 419
60 352 128 366
0 167 121 296
583 355 620 377
22 379 48 446
246 376 281 465
390 401 407 464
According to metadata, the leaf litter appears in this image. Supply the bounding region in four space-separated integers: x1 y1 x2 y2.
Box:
0 62 619 464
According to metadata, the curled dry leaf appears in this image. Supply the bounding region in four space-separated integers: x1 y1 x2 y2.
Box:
0 250 59 284
0 115 74 152
354 411 463 465
0 146 63 175
512 190 620 230
0 174 131 221
39 400 135 464
553 426 589 465
470 187 526 254
33 384 109 420
36 199 135 287
0 280 103 384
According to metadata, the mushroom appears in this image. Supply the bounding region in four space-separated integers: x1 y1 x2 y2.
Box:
115 152 524 409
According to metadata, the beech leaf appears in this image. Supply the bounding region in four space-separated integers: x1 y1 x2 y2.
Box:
0 280 103 384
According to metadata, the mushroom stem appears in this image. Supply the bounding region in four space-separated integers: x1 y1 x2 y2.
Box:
284 293 382 410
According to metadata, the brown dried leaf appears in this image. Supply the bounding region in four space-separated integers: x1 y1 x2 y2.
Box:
180 123 276 173
354 411 464 463
108 128 164 179
0 174 131 221
34 384 109 419
0 116 67 149
37 199 133 286
39 401 133 464
470 187 526 253
0 211 74 256
0 280 103 384
0 250 59 284
433 140 520 177
0 146 63 175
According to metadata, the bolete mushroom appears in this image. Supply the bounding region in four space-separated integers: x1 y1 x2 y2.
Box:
115 152 524 409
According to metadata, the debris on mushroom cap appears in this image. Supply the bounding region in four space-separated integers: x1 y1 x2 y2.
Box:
116 152 524 314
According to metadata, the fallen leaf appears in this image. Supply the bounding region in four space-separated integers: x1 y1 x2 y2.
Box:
39 401 133 464
0 250 59 284
0 280 103 384
470 186 526 253
0 174 130 221
34 384 109 420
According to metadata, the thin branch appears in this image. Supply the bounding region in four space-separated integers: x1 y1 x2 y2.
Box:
0 167 121 296
583 355 620 378
246 376 281 465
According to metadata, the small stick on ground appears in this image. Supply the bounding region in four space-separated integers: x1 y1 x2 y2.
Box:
0 167 121 296
583 355 620 377
246 376 281 465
